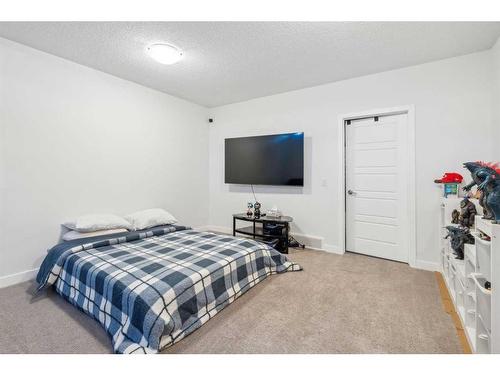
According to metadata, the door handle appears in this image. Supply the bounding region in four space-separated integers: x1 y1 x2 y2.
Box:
347 189 356 195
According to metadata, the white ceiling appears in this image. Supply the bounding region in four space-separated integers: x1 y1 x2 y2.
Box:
1 22 500 107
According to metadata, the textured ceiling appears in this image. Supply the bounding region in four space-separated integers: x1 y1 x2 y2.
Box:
1 22 500 107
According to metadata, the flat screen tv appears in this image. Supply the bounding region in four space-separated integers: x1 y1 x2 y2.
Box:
224 132 304 186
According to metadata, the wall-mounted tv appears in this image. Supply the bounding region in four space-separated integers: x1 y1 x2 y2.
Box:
224 132 304 186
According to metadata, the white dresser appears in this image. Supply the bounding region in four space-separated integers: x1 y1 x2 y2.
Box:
440 198 500 353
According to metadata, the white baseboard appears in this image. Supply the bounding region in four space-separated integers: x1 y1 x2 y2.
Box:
413 260 440 272
196 225 440 271
195 225 343 254
0 268 39 289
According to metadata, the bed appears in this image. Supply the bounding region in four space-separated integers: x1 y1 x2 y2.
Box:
36 225 302 353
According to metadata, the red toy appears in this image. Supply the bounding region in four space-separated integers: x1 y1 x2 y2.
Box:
434 173 463 184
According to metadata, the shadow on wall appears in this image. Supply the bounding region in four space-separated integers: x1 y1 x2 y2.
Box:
226 136 313 195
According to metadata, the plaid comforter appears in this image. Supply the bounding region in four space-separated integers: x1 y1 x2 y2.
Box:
37 226 301 353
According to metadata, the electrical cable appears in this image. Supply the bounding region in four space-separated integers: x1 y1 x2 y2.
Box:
288 235 306 249
251 184 257 202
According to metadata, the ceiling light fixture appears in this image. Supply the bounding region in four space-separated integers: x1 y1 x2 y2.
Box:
146 43 183 65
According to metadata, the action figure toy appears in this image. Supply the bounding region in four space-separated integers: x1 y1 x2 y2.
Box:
463 162 500 223
444 226 475 260
254 202 262 218
246 202 253 217
457 197 477 228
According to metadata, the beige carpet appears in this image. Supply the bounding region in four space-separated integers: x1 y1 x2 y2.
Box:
0 249 462 354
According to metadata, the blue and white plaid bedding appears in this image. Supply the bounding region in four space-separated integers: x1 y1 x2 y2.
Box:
37 225 301 353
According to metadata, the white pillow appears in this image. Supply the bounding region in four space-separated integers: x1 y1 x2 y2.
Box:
63 214 133 233
125 208 177 230
62 228 128 241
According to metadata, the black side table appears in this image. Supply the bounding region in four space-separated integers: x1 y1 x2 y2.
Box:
232 213 293 254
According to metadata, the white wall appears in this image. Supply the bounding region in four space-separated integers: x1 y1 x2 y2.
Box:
492 37 500 160
208 51 494 269
1 36 497 286
0 38 209 286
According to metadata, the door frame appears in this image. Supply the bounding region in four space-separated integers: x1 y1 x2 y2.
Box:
337 105 416 267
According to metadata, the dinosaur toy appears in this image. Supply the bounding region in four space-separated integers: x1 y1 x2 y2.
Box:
463 162 500 222
445 226 475 260
456 197 477 228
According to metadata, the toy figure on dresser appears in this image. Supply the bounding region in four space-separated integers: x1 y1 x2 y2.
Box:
445 226 475 260
463 162 500 222
434 172 463 198
451 197 477 228
246 202 253 217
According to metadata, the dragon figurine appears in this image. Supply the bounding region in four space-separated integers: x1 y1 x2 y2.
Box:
445 226 475 260
463 161 500 223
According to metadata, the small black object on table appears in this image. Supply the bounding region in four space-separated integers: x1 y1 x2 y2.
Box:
232 213 293 254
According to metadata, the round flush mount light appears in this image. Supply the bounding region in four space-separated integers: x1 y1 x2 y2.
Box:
146 43 183 65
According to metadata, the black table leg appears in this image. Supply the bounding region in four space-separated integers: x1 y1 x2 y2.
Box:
233 216 236 236
284 223 289 254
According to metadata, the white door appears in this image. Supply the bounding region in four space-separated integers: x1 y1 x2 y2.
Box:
345 113 409 262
